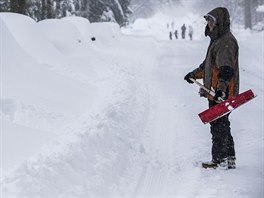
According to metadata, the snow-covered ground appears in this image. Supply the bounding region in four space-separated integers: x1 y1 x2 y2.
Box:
0 12 263 198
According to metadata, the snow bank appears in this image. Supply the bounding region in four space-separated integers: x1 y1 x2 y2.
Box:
1 15 97 116
1 13 129 174
1 12 152 197
0 13 64 66
37 18 93 55
62 16 92 42
1 119 55 171
3 72 150 197
89 22 122 44
1 14 108 171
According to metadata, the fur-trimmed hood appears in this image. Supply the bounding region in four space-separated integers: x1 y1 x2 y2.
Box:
204 7 230 40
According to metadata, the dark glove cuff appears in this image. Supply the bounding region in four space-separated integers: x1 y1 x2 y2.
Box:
189 72 195 78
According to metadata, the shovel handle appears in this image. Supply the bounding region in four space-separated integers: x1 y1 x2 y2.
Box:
189 78 215 97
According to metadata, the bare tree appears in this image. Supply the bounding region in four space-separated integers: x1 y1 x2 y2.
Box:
10 0 18 13
4 0 133 26
244 0 252 29
18 0 26 14
46 0 53 18
41 0 46 19
10 0 26 14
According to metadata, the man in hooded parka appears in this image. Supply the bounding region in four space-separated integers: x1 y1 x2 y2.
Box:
184 7 239 169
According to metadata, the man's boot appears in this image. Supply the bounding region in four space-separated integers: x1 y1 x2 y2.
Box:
202 160 218 169
218 158 228 170
227 156 236 169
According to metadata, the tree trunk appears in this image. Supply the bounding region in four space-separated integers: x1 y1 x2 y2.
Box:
47 0 53 18
17 0 26 14
41 0 46 19
10 0 18 13
244 0 252 29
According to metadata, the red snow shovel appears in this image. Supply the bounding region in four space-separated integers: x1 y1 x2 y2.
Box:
189 78 256 124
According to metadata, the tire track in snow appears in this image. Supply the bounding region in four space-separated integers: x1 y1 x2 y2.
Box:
131 43 181 197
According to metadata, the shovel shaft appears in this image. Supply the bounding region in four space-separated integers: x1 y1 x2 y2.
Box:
189 78 215 97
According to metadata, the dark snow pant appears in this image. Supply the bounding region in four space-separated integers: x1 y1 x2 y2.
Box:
209 100 236 163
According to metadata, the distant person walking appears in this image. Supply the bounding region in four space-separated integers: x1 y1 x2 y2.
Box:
174 30 178 39
188 25 193 40
169 31 173 40
181 24 186 39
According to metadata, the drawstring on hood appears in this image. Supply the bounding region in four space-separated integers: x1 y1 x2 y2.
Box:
204 7 230 40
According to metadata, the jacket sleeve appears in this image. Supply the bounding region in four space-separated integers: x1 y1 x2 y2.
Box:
215 40 237 91
191 61 205 79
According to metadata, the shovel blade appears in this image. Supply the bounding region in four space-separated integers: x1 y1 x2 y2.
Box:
199 89 256 124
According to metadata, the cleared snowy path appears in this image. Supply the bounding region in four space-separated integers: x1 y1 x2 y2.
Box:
131 40 208 197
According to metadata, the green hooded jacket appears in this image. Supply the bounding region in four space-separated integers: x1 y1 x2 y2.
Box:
192 7 239 100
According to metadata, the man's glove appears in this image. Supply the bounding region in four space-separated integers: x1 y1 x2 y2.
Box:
184 72 195 84
213 90 226 102
199 88 208 98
